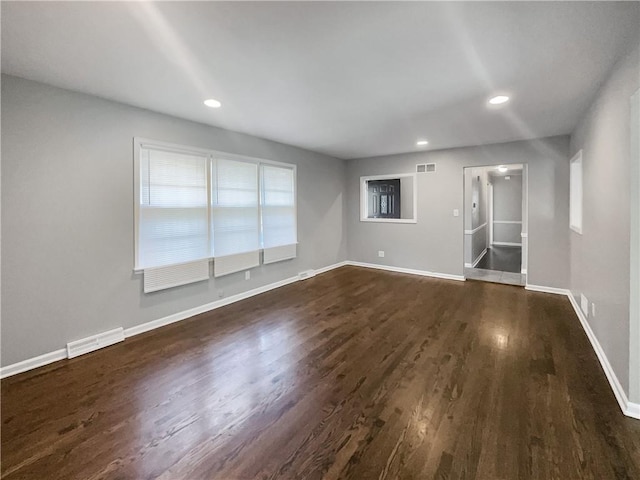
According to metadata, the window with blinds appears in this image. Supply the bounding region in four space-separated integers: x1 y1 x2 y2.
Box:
134 139 297 289
261 164 297 264
212 158 261 277
137 147 210 269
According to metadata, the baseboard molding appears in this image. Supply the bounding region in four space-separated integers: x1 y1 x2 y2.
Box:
67 327 125 359
0 349 67 379
627 401 640 419
125 261 348 339
524 284 570 295
471 248 487 268
314 261 348 275
346 261 465 282
526 283 639 420
0 261 348 379
492 241 522 247
3 264 637 421
565 292 639 420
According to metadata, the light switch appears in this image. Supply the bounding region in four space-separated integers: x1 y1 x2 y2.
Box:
453 209 460 217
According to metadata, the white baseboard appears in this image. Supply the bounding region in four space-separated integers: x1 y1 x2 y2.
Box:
67 327 125 359
472 248 487 268
0 349 67 379
314 261 348 275
3 264 638 421
0 261 348 379
627 401 640 419
525 284 570 295
565 292 639 419
124 275 296 338
346 261 465 282
526 283 639 420
492 241 522 247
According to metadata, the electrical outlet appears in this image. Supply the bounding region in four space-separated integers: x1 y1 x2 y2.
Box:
592 303 596 317
245 271 250 280
378 250 385 258
580 294 589 317
453 209 460 217
217 289 224 298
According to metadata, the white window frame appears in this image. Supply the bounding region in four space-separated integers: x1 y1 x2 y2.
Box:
570 150 583 234
360 173 417 224
133 137 297 272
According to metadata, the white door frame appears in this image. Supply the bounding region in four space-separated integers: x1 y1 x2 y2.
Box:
630 88 640 404
462 164 528 279
488 182 494 245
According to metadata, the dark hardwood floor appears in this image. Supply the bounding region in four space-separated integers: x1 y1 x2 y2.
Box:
2 266 639 479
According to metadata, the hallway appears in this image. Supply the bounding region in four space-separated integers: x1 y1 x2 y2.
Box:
476 245 521 273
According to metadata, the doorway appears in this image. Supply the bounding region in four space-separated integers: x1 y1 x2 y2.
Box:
463 164 527 286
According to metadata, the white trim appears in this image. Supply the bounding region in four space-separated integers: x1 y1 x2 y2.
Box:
471 248 487 268
0 349 67 379
359 218 417 224
525 283 639 420
521 232 528 238
521 269 527 274
464 222 487 235
566 292 638 419
4 265 636 420
124 276 299 338
524 284 570 295
67 328 125 359
630 88 640 405
133 137 298 272
315 261 348 275
492 220 522 224
492 241 522 247
627 402 640 419
346 261 465 281
0 261 347 379
570 150 583 234
360 173 418 223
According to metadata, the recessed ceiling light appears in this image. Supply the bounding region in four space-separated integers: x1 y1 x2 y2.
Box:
488 95 510 105
204 98 222 108
416 140 429 146
497 165 508 172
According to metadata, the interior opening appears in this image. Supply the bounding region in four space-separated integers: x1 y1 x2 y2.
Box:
463 164 527 286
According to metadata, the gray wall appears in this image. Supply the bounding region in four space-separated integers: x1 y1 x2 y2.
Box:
464 168 488 265
346 136 570 286
569 41 640 398
492 174 523 244
1 75 348 367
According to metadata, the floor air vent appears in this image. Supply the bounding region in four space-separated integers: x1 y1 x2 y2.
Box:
298 269 316 280
67 327 125 358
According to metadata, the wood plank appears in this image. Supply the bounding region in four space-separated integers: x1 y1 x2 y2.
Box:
2 266 639 479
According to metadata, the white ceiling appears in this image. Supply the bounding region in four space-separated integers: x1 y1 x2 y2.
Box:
2 2 639 159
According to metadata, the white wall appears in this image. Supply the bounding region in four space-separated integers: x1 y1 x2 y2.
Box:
1 75 348 367
346 136 570 287
569 41 640 398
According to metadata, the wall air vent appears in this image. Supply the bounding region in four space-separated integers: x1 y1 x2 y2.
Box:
416 163 436 173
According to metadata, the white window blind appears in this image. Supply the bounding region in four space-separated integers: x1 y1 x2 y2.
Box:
261 164 297 263
137 147 210 270
135 139 298 286
211 158 261 274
